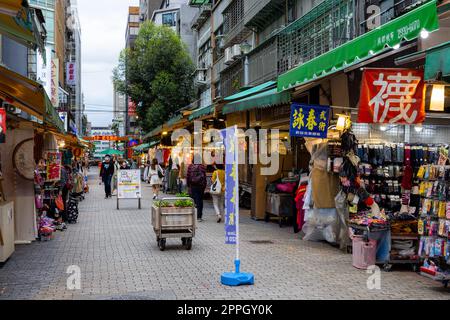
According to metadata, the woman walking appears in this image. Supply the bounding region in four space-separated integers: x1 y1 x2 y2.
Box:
211 164 225 223
148 158 164 200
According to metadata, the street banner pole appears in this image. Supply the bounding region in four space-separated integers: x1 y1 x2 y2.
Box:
221 125 254 286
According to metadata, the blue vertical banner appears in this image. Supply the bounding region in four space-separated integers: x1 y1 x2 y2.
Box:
224 126 238 245
289 103 330 138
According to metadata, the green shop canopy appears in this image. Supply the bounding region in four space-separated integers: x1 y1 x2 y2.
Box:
277 0 439 92
133 143 151 152
189 105 214 121
166 114 184 128
188 0 211 6
224 81 276 101
149 140 160 148
223 88 291 115
99 149 123 156
143 125 162 140
45 94 65 133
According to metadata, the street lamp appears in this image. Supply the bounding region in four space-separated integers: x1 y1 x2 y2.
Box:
240 40 252 55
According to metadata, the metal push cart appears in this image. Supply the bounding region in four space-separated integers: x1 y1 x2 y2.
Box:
151 197 196 251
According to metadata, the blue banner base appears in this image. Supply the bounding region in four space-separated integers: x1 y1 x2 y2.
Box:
221 272 255 286
221 260 254 286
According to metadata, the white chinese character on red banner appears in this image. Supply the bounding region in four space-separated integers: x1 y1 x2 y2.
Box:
369 71 421 124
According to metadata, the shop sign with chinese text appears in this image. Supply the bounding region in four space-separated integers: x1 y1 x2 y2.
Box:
289 103 330 139
46 152 62 182
358 68 426 124
66 62 76 86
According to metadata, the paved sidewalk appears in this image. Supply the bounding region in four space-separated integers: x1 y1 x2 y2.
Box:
0 170 448 300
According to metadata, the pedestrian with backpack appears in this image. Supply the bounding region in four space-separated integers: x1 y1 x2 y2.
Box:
149 158 164 199
187 154 207 222
211 164 225 223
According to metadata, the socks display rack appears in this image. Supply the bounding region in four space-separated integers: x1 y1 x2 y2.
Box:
356 143 422 271
416 164 450 288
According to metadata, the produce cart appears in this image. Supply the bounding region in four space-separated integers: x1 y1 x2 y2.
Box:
151 197 196 251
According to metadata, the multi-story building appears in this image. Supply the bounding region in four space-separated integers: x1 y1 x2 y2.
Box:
189 0 213 109
65 0 83 136
123 6 141 137
126 6 140 50
139 0 161 23
90 126 114 159
146 0 197 62
113 83 127 137
28 0 84 136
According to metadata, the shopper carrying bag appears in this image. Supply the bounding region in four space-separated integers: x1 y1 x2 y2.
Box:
211 164 225 223
149 158 164 200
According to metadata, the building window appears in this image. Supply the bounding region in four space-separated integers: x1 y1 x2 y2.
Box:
130 27 140 35
162 12 176 27
129 14 140 23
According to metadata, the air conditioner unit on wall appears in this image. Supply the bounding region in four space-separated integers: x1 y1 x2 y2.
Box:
224 47 233 65
197 70 206 82
231 44 242 59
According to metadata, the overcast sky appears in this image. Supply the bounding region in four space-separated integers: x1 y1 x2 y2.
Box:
78 0 139 127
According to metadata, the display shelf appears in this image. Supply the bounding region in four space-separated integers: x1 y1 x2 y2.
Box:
391 234 419 240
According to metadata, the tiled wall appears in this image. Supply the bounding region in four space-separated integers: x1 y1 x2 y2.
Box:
353 124 450 145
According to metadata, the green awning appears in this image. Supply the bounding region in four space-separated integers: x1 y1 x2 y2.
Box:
189 105 214 121
166 114 184 128
224 81 276 101
133 143 151 152
189 0 211 6
425 40 450 81
277 0 439 92
149 140 160 148
223 88 291 115
44 94 65 133
143 125 162 140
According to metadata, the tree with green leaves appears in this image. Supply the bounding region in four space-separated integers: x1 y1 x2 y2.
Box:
113 21 195 133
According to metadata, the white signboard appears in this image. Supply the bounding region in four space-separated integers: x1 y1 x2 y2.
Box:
117 170 141 199
36 46 52 96
51 58 59 107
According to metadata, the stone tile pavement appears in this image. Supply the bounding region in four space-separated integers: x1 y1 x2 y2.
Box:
0 170 448 300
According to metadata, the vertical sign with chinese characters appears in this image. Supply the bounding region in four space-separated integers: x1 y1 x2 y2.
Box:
289 103 330 138
358 68 426 124
46 152 62 182
0 108 6 144
224 126 238 245
66 62 76 86
51 58 59 107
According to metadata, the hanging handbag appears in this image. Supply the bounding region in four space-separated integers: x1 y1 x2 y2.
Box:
55 195 65 211
210 177 222 195
157 166 164 179
35 194 43 210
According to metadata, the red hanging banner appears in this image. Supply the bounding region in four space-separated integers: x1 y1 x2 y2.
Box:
0 108 5 143
358 68 426 124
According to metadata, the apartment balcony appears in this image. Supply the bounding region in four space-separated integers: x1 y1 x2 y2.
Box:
248 36 278 86
244 0 285 30
220 60 244 99
223 0 252 47
191 2 213 31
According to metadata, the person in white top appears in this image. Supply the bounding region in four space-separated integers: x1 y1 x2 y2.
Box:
148 158 164 199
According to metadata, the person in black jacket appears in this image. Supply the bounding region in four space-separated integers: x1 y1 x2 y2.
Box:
100 155 115 199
